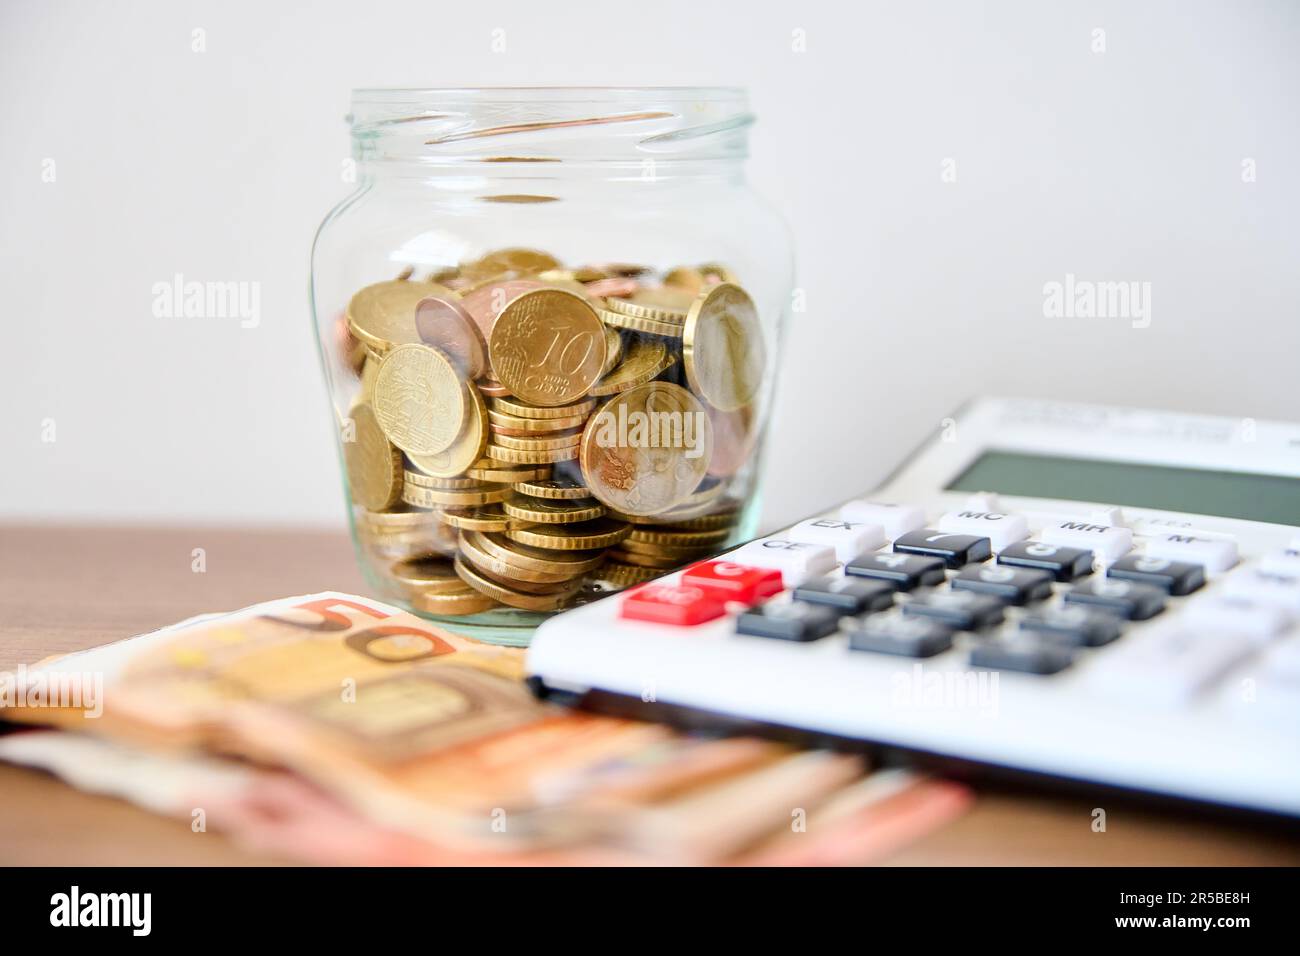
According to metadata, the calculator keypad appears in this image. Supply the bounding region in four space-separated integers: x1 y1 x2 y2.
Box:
614 498 1294 702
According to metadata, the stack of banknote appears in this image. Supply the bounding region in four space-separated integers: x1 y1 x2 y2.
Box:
0 593 970 865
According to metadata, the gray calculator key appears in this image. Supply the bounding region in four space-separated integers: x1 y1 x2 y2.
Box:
997 540 1094 581
1063 578 1166 620
1018 606 1123 647
894 530 992 568
971 633 1075 675
735 602 842 643
1106 554 1205 596
793 576 895 614
844 552 946 590
951 565 1053 605
843 614 954 658
902 590 1006 631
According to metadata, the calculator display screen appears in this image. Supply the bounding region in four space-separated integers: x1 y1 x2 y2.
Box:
946 450 1300 525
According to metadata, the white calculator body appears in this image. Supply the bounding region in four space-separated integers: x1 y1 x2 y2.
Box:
527 398 1300 817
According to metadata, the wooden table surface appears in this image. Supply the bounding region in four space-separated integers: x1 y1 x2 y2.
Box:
1 523 1296 866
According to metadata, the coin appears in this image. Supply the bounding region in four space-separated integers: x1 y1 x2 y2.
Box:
487 409 587 433
510 477 590 500
491 428 583 452
343 404 403 511
607 548 685 569
402 471 480 489
458 278 544 338
437 504 531 533
599 327 624 377
404 380 489 478
373 344 466 456
586 277 642 299
627 526 731 547
485 442 580 464
415 295 488 378
659 509 740 531
579 381 712 516
347 280 449 352
467 530 608 575
461 247 561 283
598 308 686 338
502 493 606 524
454 555 581 611
489 289 606 406
357 507 442 532
602 287 694 322
589 337 677 396
456 532 582 584
478 379 512 397
490 395 596 420
465 459 552 483
402 481 509 508
596 562 662 586
706 404 756 478
389 556 465 594
683 282 764 412
506 517 631 550
411 587 501 616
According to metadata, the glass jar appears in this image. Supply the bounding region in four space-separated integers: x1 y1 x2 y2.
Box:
311 87 793 645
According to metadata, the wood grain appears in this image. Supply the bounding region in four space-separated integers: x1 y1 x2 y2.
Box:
1 524 1296 865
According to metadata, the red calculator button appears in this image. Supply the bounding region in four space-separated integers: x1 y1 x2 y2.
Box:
620 585 726 626
681 562 784 604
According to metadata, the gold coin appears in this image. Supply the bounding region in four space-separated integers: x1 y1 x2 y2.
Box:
602 287 694 322
457 535 587 586
402 470 480 489
487 409 587 432
478 378 513 398
491 428 583 452
437 504 531 533
619 537 720 558
490 395 596 420
597 562 662 586
415 294 488 379
465 459 552 483
589 337 677 396
579 382 713 516
607 548 686 570
359 354 381 402
502 493 606 525
489 289 607 406
506 517 631 551
357 507 441 532
467 530 607 575
627 526 731 548
461 248 561 283
511 477 591 500
600 327 624 377
659 509 740 531
403 380 488 478
683 283 764 412
389 556 465 595
411 587 501 616
598 308 686 338
459 550 586 595
485 442 580 464
454 555 580 611
344 404 402 511
347 280 449 352
373 344 466 456
402 481 509 508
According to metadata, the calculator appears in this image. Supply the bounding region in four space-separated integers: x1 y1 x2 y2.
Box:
527 398 1300 817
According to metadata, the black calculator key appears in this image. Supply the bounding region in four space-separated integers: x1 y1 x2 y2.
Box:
1106 554 1205 596
997 541 1093 581
736 603 842 643
1063 578 1166 620
951 565 1053 605
1018 606 1123 647
844 552 946 590
843 614 954 658
894 530 992 568
970 633 1074 675
902 590 1006 631
793 576 895 614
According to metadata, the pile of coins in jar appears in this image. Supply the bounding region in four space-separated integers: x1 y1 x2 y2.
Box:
337 247 765 620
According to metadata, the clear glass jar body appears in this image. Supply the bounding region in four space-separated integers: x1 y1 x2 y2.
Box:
312 89 793 644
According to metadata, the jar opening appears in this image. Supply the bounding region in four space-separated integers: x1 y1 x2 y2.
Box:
348 87 753 166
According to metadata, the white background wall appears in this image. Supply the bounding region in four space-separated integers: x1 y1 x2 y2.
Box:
2 0 1297 530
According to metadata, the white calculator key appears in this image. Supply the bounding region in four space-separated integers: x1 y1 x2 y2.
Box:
1262 636 1300 681
839 501 926 540
1259 551 1300 578
1221 570 1300 615
786 517 885 562
1040 520 1132 564
1184 596 1291 643
1090 625 1255 705
1143 534 1238 574
937 510 1029 551
729 538 837 586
